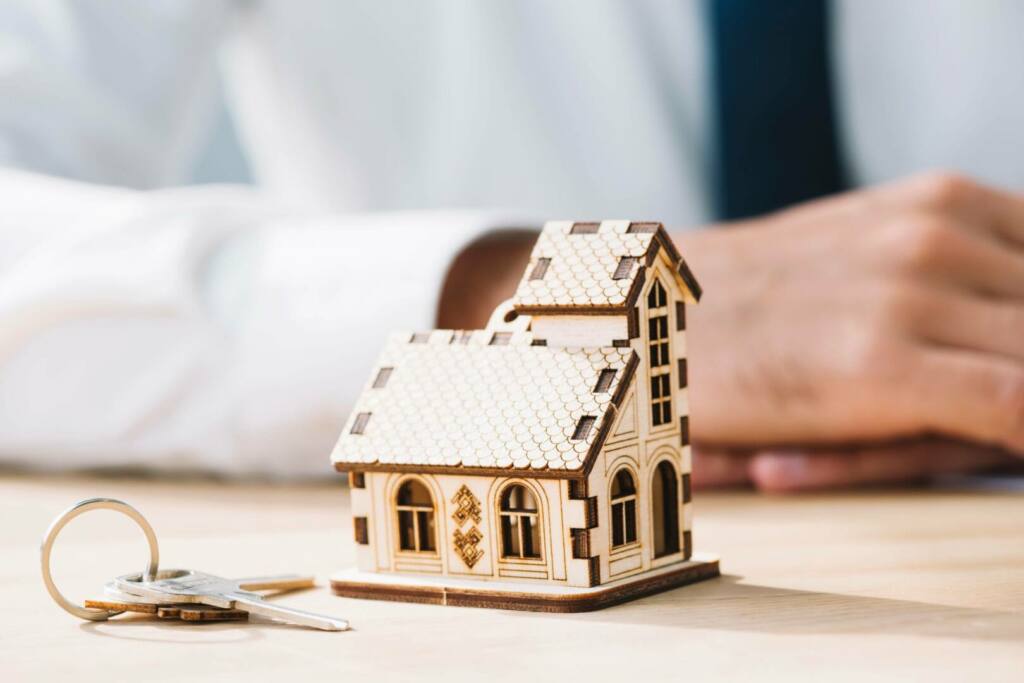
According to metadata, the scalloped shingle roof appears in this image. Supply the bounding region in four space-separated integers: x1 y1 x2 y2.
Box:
511 220 702 314
331 330 638 477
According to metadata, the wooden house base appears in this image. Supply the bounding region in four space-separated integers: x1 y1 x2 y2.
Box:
331 552 720 613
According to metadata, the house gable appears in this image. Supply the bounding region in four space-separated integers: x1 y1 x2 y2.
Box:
607 387 637 443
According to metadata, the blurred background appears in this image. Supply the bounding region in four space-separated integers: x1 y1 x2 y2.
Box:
3 0 1024 487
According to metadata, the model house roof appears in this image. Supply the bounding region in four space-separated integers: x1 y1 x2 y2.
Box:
331 330 638 477
511 220 703 314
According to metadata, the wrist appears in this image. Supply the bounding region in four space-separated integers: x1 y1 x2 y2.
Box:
436 228 537 329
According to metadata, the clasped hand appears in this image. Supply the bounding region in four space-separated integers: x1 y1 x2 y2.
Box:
678 172 1024 491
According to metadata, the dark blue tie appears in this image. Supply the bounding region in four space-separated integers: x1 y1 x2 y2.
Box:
708 0 846 220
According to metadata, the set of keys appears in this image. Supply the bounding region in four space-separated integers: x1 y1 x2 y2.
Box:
91 571 347 629
41 498 350 631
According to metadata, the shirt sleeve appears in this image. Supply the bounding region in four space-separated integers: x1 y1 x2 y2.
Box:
0 169 527 477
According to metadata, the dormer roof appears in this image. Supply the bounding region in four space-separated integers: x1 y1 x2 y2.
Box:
511 220 702 315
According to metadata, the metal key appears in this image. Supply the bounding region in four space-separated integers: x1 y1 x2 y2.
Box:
98 572 312 622
103 573 315 604
114 569 349 631
85 597 249 622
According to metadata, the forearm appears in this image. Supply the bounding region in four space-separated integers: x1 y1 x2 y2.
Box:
436 229 537 330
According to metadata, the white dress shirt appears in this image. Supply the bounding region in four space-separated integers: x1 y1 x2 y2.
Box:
1 0 1022 476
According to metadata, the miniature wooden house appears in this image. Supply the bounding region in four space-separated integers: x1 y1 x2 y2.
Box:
331 220 718 611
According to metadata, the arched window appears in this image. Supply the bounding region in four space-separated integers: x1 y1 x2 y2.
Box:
652 461 680 557
610 469 638 548
499 485 541 560
395 480 436 553
646 278 673 427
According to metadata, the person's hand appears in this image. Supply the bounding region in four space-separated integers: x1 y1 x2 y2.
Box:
675 172 1024 489
437 229 536 330
692 439 1021 492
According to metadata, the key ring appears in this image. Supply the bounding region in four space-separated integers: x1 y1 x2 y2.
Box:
40 498 159 621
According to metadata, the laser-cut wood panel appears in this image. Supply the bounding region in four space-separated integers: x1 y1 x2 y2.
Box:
328 219 713 608
353 517 369 545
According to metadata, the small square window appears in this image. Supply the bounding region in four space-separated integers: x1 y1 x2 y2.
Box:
647 279 667 309
410 332 430 344
350 412 371 435
353 516 369 545
593 368 617 393
627 222 659 233
571 528 590 559
528 257 551 280
612 256 636 280
490 332 512 346
451 331 473 345
572 415 597 441
648 316 669 340
570 222 599 234
651 374 671 399
569 479 589 499
372 367 393 388
676 301 686 331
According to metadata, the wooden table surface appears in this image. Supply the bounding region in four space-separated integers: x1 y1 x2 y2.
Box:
2 473 1022 681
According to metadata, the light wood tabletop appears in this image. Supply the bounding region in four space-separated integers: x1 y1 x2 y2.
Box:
2 473 1022 681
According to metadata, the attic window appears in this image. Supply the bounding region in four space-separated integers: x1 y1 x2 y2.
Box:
612 256 636 280
350 412 371 435
593 369 617 393
490 332 512 346
572 416 597 441
410 332 430 344
647 278 668 309
372 367 393 388
528 257 551 280
570 222 599 234
627 222 659 233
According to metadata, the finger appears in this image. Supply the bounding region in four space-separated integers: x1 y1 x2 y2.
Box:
748 439 1015 492
908 348 1024 454
691 445 752 489
885 173 1024 246
891 217 1024 300
912 288 1024 363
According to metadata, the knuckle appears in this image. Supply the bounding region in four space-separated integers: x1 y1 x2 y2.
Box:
844 323 898 379
995 374 1024 432
871 283 911 324
913 171 976 211
994 373 1024 447
891 215 953 271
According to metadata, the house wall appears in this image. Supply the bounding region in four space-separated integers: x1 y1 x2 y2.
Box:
581 250 694 585
348 471 595 587
530 314 628 347
345 248 695 589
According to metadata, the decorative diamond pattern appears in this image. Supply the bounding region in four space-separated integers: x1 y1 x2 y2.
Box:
451 485 482 526
453 527 485 569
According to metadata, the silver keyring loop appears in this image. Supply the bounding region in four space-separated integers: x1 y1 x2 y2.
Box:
40 498 159 621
